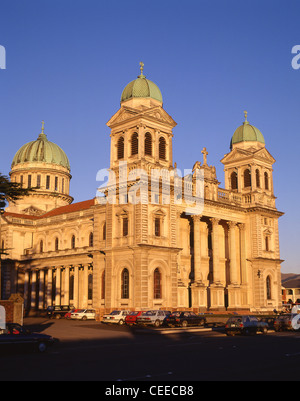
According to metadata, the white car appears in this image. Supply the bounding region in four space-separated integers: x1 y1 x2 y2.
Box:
101 310 130 325
70 309 96 320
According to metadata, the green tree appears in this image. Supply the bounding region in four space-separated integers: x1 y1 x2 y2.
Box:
0 173 35 211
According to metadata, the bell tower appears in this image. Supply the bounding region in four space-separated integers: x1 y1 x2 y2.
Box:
102 64 180 310
221 111 276 209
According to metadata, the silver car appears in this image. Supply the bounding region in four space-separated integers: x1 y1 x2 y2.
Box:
101 310 130 325
136 310 171 327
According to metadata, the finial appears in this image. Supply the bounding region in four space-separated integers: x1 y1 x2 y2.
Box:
139 61 144 76
244 110 248 122
201 147 208 165
41 120 45 133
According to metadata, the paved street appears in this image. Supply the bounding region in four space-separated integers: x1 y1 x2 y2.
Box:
1 318 300 382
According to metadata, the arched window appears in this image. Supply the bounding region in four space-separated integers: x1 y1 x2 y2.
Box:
121 268 129 299
117 136 124 160
102 222 106 240
155 218 161 237
231 171 238 190
265 236 270 251
131 133 138 156
244 168 251 188
159 137 166 160
39 240 43 253
89 232 93 247
266 276 272 300
123 217 128 237
255 169 260 188
101 270 105 299
144 133 152 156
154 268 162 299
55 237 59 251
71 235 76 249
264 172 269 190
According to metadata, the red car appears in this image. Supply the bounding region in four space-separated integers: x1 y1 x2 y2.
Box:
65 309 79 319
125 311 143 325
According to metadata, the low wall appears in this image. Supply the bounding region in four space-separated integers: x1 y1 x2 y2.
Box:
0 294 24 325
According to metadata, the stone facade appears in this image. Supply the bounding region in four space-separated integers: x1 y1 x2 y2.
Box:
0 68 284 314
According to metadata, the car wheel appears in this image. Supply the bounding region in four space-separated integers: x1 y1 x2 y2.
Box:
37 342 47 353
262 327 268 335
119 319 124 325
82 316 87 321
154 320 160 328
56 314 61 320
199 319 205 326
181 320 188 328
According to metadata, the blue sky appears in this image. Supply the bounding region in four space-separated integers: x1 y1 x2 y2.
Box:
0 0 299 273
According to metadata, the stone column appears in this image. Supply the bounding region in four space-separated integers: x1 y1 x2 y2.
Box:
64 266 70 305
24 270 30 310
31 270 36 310
192 215 201 282
227 221 241 310
46 268 53 307
211 218 221 284
55 267 61 306
38 269 45 310
74 265 79 308
83 265 89 308
208 218 225 311
228 221 238 284
238 223 247 284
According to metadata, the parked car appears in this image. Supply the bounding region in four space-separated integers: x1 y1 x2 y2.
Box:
136 310 171 327
166 311 206 327
225 315 268 336
125 311 143 325
70 309 96 320
101 310 130 325
46 305 73 319
0 323 56 353
274 314 300 331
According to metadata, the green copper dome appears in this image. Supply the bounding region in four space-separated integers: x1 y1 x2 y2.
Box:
11 123 70 170
230 112 265 149
121 62 163 103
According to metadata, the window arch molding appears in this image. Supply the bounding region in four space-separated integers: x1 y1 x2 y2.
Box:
117 136 125 160
266 275 272 300
144 132 152 156
114 261 133 303
148 260 169 302
159 136 167 160
130 132 139 156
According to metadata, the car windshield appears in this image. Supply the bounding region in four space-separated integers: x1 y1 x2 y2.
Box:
143 311 155 316
128 311 139 315
76 310 85 313
110 311 121 315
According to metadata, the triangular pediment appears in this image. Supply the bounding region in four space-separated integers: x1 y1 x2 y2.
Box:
107 105 177 128
142 106 177 127
22 206 44 216
253 147 276 164
107 107 139 127
221 146 275 165
221 147 253 164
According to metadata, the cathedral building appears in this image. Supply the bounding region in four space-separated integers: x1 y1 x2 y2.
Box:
0 64 284 314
